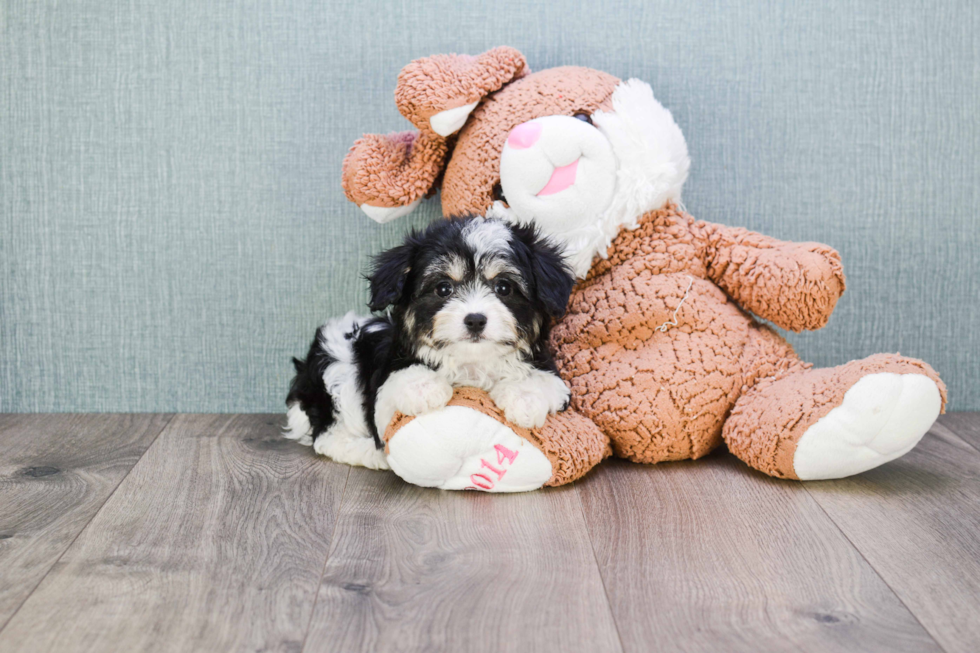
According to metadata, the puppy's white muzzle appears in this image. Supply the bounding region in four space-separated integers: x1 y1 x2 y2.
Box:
431 286 518 358
499 115 617 235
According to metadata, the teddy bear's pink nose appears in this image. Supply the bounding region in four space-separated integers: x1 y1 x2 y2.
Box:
507 121 542 149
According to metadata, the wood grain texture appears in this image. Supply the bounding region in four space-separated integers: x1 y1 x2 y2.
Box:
3 413 980 651
804 420 980 653
0 413 172 629
0 414 349 653
305 467 623 653
577 455 940 653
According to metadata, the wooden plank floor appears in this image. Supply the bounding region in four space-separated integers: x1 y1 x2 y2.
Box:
0 414 173 629
0 413 978 652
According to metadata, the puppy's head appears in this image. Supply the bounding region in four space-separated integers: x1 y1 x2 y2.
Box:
368 216 573 361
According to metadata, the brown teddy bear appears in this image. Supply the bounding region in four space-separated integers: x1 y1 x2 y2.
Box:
341 46 946 491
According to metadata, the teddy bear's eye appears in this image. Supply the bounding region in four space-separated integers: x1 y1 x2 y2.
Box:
492 182 507 203
573 112 593 125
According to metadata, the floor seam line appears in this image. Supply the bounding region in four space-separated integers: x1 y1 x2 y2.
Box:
935 419 980 456
0 413 177 637
300 463 353 653
572 480 628 653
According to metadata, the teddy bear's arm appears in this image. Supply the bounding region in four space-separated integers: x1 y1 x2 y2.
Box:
341 130 448 213
693 220 846 332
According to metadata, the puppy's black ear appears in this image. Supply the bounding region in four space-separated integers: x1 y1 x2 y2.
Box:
367 240 415 311
511 223 575 318
532 242 575 318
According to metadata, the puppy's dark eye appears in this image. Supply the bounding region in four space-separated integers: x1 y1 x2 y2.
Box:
493 279 512 296
435 281 453 298
573 112 593 125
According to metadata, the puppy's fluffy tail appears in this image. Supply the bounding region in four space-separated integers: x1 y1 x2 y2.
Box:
284 312 361 445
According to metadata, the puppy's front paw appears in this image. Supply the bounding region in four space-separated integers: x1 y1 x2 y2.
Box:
493 388 551 429
491 372 571 429
397 376 454 417
388 365 453 416
375 365 453 437
540 372 572 413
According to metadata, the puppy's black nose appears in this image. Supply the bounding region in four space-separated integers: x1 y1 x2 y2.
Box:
464 313 487 334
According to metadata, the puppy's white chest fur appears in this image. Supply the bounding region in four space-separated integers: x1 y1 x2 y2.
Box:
420 344 533 390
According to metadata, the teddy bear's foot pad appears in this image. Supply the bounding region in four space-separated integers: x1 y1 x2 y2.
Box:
387 406 553 492
793 373 941 480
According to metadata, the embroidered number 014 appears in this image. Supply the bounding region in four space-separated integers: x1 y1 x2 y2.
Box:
467 444 519 491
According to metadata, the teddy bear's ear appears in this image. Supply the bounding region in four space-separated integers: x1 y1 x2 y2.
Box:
342 47 527 224
396 46 528 136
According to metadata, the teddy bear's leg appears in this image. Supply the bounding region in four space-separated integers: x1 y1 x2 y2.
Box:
383 388 610 492
723 354 946 480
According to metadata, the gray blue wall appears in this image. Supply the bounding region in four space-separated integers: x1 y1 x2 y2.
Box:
2 0 978 412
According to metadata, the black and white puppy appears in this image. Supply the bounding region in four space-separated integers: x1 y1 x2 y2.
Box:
284 216 576 469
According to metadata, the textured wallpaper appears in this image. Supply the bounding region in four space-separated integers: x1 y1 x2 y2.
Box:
1 0 978 412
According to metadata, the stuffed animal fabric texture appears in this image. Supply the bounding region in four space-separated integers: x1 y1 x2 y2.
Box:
340 46 946 491
551 202 945 479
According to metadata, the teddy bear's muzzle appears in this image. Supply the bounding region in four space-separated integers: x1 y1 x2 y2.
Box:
499 115 617 234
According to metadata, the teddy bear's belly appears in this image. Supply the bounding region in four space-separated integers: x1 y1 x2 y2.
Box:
560 325 749 464
553 270 774 464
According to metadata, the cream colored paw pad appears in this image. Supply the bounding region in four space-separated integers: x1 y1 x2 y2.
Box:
793 373 941 480
386 406 552 493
